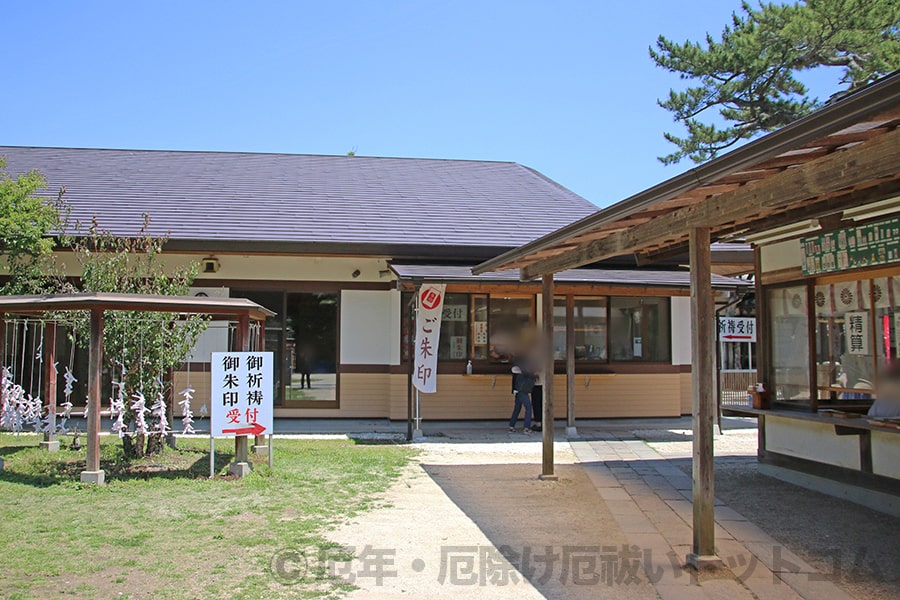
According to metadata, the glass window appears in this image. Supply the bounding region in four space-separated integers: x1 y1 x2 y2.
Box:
552 296 609 361
552 297 567 359
574 297 608 360
609 297 670 361
438 293 469 360
231 290 284 405
873 277 900 375
814 280 873 400
400 292 413 362
285 292 338 404
489 296 533 362
769 285 811 402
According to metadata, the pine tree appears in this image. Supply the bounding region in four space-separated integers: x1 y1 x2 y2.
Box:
651 0 900 164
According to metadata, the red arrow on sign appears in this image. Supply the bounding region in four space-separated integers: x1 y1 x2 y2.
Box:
222 422 267 436
721 335 753 340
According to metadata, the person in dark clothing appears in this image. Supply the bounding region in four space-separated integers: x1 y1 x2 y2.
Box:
509 364 534 433
297 350 312 389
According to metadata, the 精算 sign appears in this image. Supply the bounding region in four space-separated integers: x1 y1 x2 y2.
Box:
211 352 274 437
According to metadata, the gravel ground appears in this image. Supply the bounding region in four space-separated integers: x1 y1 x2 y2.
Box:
629 426 900 600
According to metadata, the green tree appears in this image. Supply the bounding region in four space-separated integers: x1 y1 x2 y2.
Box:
651 0 900 164
62 216 208 457
0 158 64 294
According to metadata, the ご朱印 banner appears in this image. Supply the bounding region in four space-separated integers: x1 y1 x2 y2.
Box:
413 284 446 393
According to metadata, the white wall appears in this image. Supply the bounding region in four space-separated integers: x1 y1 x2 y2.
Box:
670 296 692 365
760 239 802 273
340 290 400 365
186 287 230 361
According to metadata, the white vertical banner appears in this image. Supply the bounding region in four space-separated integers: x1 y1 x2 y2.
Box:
845 312 869 355
413 284 446 393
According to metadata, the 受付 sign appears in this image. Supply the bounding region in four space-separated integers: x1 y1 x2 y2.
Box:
211 352 274 437
413 284 446 393
717 317 757 342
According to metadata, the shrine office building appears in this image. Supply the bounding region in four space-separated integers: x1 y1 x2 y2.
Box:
0 146 749 421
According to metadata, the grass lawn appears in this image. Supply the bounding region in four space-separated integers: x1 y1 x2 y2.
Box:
0 433 413 599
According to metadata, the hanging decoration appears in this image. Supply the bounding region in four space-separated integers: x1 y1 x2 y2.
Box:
150 376 169 437
110 360 127 437
179 387 196 434
131 391 149 436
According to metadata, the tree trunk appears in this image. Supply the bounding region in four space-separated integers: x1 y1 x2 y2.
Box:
145 433 165 456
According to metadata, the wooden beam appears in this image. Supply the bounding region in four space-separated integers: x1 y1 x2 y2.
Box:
540 274 556 480
522 127 900 279
688 227 719 567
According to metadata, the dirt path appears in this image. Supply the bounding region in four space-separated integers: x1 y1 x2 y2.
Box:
328 440 658 599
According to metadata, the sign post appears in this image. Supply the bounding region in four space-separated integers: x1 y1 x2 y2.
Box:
211 351 274 477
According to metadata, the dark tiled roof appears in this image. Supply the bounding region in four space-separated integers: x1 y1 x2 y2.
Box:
390 264 751 289
0 147 597 252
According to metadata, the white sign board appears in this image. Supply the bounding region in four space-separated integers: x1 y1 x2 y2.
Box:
413 284 446 394
845 312 869 355
717 317 757 342
211 352 274 437
442 304 467 322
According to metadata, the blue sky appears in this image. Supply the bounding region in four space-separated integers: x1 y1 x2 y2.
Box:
2 1 843 207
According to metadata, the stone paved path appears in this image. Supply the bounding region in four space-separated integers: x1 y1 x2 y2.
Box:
323 425 860 599
573 436 856 600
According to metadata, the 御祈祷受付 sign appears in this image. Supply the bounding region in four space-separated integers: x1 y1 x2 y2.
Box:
211 352 274 437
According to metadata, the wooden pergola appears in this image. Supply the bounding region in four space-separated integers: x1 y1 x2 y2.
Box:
0 292 274 484
474 72 900 567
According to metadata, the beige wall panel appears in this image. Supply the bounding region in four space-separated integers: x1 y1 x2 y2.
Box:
679 372 693 415
178 370 687 421
872 431 900 480
765 415 861 470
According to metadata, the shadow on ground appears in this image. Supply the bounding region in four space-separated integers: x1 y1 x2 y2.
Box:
421 462 660 600
0 444 235 487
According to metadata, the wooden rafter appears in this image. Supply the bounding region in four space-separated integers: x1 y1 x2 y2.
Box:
520 127 900 280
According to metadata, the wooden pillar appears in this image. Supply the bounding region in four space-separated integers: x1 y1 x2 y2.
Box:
565 294 576 435
40 322 59 450
233 314 251 468
0 314 4 470
81 308 105 484
0 313 5 370
540 274 557 480
687 227 720 568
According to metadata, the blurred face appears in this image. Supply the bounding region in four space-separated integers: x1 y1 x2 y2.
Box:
878 375 900 400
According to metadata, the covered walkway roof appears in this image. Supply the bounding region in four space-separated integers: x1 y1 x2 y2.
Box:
475 71 900 279
471 71 900 568
390 263 750 289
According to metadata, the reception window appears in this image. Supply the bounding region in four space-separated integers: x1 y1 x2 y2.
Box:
769 285 811 403
609 297 670 362
553 296 609 361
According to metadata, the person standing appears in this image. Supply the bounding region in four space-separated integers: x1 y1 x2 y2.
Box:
509 364 534 433
297 348 312 389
